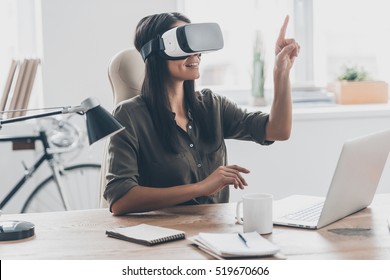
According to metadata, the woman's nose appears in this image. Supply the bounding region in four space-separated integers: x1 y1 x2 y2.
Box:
192 53 201 59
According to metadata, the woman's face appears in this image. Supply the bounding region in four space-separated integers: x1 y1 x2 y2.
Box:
166 21 201 82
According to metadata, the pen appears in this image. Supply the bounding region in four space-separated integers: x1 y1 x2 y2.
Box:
238 233 249 247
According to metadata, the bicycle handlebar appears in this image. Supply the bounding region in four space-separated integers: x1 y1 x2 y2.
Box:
0 116 86 156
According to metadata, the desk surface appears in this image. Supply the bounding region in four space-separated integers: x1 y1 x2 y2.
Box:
2 194 390 260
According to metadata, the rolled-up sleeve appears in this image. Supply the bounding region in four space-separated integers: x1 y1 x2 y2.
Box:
103 104 140 209
218 94 273 145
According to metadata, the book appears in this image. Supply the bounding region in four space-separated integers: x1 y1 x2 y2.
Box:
13 59 34 117
16 59 40 117
8 59 28 117
1 59 18 112
106 223 185 246
190 231 279 258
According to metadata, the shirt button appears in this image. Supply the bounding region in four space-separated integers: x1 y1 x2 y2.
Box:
189 125 192 129
190 144 194 148
197 163 202 168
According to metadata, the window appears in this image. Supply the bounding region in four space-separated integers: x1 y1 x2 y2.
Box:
313 0 390 85
0 0 18 90
179 0 390 104
179 0 295 103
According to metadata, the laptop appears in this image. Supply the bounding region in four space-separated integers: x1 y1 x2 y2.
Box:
273 129 390 229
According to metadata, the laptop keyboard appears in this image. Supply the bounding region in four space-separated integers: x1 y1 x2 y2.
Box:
283 201 324 222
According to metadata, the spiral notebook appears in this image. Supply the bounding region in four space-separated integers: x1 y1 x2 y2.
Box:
106 223 185 246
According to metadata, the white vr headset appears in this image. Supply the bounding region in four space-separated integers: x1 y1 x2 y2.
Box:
140 23 224 61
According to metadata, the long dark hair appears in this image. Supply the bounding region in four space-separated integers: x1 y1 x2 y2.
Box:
134 12 214 153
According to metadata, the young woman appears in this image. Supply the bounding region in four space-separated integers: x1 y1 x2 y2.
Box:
104 12 300 215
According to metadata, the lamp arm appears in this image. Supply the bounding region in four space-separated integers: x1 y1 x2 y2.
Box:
62 97 100 114
0 101 91 128
0 109 64 126
0 97 122 144
62 105 86 114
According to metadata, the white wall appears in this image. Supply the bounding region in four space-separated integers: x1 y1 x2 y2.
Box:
228 107 390 202
40 0 177 110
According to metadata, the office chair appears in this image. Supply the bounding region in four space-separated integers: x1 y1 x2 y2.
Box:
99 48 145 208
108 48 145 104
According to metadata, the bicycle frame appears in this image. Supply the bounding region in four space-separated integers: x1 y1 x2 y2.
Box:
0 131 69 210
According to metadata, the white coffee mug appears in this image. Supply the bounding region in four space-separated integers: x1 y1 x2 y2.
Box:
236 193 273 234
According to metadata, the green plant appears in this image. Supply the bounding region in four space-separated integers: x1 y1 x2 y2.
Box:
252 31 265 98
338 65 368 81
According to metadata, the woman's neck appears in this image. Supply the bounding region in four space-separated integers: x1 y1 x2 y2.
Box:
167 80 188 131
167 81 186 115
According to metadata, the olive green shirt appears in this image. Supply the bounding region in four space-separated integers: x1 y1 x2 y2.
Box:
104 89 272 210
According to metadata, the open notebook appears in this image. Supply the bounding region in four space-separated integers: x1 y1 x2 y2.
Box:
190 232 279 258
106 224 185 246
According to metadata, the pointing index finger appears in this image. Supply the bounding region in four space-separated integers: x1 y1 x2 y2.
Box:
277 15 289 42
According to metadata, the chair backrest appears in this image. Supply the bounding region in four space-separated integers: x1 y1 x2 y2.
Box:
108 48 145 106
99 48 145 208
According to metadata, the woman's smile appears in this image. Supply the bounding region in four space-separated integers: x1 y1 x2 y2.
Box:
185 62 199 68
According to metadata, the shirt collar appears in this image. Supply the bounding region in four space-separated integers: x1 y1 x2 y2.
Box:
188 109 193 121
170 108 193 121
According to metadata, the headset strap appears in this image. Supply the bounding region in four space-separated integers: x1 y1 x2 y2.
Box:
140 36 165 62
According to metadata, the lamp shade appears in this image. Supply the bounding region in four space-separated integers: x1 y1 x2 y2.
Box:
85 105 124 144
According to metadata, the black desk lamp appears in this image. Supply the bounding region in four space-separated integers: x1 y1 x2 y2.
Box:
0 97 124 241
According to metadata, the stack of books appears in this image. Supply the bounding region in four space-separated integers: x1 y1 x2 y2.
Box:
1 58 40 118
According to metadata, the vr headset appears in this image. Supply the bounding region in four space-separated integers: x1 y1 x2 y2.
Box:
140 23 224 61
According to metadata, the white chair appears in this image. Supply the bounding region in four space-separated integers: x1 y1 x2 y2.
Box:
99 48 145 208
108 48 145 104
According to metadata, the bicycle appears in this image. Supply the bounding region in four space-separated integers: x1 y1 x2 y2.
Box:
0 116 101 213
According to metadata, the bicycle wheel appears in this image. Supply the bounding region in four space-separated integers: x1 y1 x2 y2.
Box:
21 163 101 213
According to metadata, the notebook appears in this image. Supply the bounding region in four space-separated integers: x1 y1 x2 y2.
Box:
106 223 185 246
190 232 279 258
273 129 390 229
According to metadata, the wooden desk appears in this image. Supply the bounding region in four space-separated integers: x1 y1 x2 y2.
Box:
1 194 390 260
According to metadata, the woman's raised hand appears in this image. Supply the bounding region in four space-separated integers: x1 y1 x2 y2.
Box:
274 15 300 73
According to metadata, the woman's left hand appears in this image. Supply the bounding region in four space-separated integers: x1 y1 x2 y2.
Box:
274 15 300 73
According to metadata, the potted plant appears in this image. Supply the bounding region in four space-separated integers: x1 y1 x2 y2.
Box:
251 30 267 106
328 65 388 104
